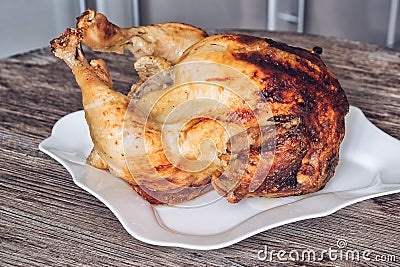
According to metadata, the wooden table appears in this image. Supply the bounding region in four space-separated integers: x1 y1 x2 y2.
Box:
1 30 399 266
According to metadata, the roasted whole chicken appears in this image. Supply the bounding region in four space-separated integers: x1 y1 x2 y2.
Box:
50 10 349 204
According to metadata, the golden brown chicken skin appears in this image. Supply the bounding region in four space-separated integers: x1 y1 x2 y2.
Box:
51 11 348 204
176 34 349 202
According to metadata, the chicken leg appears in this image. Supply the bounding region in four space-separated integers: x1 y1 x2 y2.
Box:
50 28 218 204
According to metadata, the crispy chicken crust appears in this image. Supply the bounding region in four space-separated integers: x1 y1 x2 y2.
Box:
51 10 349 204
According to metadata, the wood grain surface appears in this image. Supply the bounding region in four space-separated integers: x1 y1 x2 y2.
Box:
1 30 399 267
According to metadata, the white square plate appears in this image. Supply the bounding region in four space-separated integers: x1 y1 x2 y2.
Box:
39 106 400 250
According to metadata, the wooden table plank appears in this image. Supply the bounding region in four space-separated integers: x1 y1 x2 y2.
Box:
1 30 399 266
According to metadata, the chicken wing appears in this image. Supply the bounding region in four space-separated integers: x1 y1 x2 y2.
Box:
76 9 207 64
128 56 172 99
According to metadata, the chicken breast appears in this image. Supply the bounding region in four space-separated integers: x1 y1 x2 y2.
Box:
176 34 349 202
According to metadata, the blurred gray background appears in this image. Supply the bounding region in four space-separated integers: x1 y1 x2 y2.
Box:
0 0 399 59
